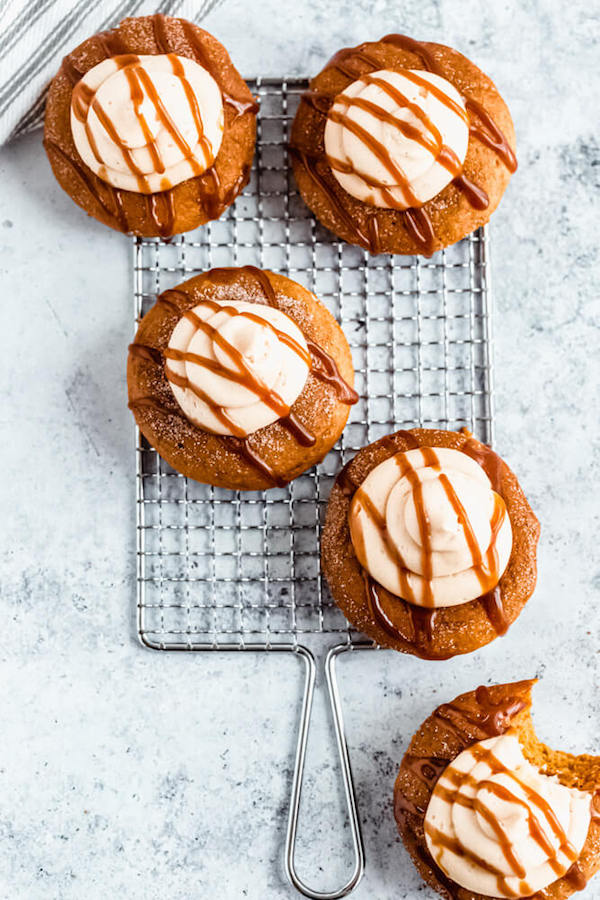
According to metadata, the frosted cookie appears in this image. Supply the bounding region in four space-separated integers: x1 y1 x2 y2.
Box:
44 15 257 236
394 680 600 899
321 428 539 658
128 266 357 489
291 35 516 255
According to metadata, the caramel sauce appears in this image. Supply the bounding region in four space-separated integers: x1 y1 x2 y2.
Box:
362 571 450 659
402 207 436 256
96 29 128 59
453 173 489 210
135 62 206 178
293 33 516 253
207 265 358 404
306 340 359 403
289 146 372 248
149 191 176 238
564 861 588 891
151 11 171 53
436 685 527 740
61 55 83 85
347 433 512 651
480 585 510 635
425 740 580 891
362 72 445 149
327 106 422 208
324 45 382 80
179 19 259 120
336 464 360 497
466 97 518 173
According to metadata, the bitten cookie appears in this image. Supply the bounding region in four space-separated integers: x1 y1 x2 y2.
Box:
44 14 257 237
321 428 539 658
128 266 358 490
291 34 516 255
394 680 600 899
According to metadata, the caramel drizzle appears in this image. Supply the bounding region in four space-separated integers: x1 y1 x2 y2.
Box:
178 18 259 120
564 861 588 891
397 687 530 899
294 33 515 254
436 685 527 740
72 52 207 198
426 741 580 895
130 267 357 484
353 443 506 606
348 433 511 651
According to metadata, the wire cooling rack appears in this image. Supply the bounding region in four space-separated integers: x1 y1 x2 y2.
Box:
133 78 493 899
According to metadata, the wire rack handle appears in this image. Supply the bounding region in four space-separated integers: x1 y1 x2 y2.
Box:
285 643 367 899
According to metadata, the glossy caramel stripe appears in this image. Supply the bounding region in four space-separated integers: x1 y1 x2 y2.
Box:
362 73 444 149
335 92 441 157
392 449 435 605
208 265 357 403
399 68 468 122
466 97 518 173
165 364 246 436
170 53 213 162
430 743 579 890
564 861 588 891
178 306 292 419
179 18 259 119
289 146 373 249
135 63 205 178
354 438 511 648
425 823 522 897
327 107 422 208
353 487 415 600
122 65 165 175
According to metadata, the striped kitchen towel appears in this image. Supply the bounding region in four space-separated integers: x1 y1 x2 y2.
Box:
0 0 225 144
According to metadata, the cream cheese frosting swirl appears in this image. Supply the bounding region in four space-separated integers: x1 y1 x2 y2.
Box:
71 54 224 193
323 68 469 209
348 447 512 608
166 299 311 436
424 734 592 897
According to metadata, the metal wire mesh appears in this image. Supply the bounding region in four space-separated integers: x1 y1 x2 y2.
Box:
134 77 494 651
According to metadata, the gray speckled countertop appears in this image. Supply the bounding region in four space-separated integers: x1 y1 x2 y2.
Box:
1 1 599 898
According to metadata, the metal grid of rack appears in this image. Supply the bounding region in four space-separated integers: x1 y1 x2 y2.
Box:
132 77 493 898
134 77 493 653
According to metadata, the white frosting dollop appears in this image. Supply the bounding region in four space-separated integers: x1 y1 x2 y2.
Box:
166 299 310 436
424 734 592 898
71 54 224 193
324 68 469 208
348 447 512 608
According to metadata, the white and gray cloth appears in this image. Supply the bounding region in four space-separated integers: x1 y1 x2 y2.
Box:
0 0 225 144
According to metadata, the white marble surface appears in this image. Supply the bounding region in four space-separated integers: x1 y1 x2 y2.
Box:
1 1 599 898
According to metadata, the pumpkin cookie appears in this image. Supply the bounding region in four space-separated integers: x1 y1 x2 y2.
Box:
291 34 516 255
44 14 257 237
